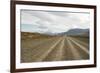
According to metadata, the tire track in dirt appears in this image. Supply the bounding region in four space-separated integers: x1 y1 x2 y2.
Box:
65 36 82 60
68 37 89 54
43 37 65 61
69 37 88 47
34 37 63 61
21 37 62 62
21 35 89 62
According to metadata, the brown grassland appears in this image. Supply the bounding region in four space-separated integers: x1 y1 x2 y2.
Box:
21 32 89 63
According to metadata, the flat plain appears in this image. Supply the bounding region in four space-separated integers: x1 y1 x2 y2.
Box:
21 32 89 63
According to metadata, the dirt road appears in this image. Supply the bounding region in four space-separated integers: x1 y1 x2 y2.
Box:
21 35 89 63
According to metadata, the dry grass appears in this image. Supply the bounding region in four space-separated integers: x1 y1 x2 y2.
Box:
21 32 89 63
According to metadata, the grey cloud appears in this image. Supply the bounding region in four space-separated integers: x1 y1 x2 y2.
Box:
21 10 90 34
21 10 55 22
48 11 69 17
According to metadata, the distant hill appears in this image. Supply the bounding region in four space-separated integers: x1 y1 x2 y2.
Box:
21 32 55 40
57 28 89 36
21 28 89 39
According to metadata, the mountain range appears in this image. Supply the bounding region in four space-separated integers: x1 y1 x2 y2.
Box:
58 28 89 36
21 28 89 37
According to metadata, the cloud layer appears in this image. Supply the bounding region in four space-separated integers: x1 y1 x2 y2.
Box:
21 10 90 34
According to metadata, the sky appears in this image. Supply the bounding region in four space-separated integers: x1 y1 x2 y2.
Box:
21 10 90 34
